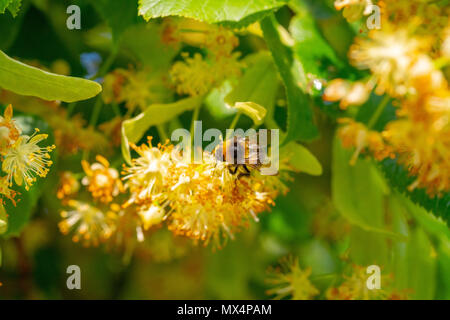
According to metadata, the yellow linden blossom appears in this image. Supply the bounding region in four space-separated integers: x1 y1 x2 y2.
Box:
122 138 173 208
58 200 115 247
323 79 372 109
350 27 432 97
266 256 319 300
165 151 284 247
102 67 171 112
170 53 216 96
170 52 242 97
82 155 123 203
0 175 17 206
122 137 287 248
1 92 108 154
383 110 450 196
326 265 408 300
56 171 80 201
0 104 21 155
169 24 243 97
103 203 145 255
330 0 450 195
379 1 450 49
203 26 239 58
338 118 395 165
2 129 55 190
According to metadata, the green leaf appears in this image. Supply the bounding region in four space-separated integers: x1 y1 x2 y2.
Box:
138 0 287 24
226 52 278 107
120 23 179 71
0 0 27 50
88 0 138 42
295 0 355 61
2 114 54 237
260 15 318 144
332 136 404 239
406 228 437 299
279 141 322 175
349 226 389 266
225 52 278 126
398 193 450 241
379 158 449 225
436 242 450 299
0 50 102 102
121 96 203 164
289 2 340 83
0 0 21 17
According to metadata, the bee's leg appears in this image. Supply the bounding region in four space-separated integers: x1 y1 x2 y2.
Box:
229 165 238 175
237 165 251 179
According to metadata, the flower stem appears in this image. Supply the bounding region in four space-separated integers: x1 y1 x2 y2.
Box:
66 102 77 118
367 95 390 129
190 103 201 143
226 111 241 140
89 97 103 127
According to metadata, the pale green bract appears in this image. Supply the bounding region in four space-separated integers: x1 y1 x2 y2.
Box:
121 96 203 164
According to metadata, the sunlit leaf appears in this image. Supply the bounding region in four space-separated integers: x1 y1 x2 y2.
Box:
0 0 21 17
0 50 102 102
332 136 404 239
289 1 340 84
406 228 437 299
138 0 287 24
260 15 318 144
120 23 179 71
280 141 322 175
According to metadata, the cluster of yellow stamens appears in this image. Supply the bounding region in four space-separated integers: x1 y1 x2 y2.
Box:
0 105 55 204
81 155 123 204
169 25 243 96
326 0 450 195
121 138 286 248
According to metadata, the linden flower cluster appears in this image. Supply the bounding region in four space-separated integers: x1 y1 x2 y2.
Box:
266 256 319 300
266 259 409 300
170 25 243 96
325 0 450 196
326 265 408 300
58 156 130 247
102 67 171 112
1 90 108 154
0 105 55 206
122 137 287 248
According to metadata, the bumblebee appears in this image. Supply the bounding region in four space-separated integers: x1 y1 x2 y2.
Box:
214 134 267 178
